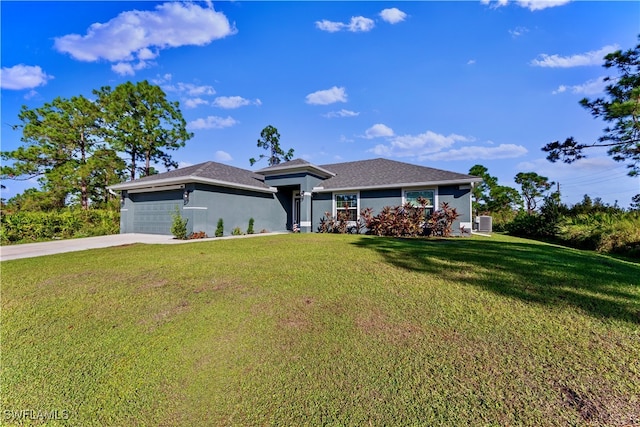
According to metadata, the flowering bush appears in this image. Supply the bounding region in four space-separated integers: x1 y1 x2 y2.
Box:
317 199 461 238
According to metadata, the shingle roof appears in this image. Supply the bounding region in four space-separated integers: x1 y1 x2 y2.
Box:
110 161 272 192
257 158 335 178
258 158 312 171
315 158 481 191
110 158 480 193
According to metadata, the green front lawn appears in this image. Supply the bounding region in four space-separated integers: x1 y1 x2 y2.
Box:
2 234 639 425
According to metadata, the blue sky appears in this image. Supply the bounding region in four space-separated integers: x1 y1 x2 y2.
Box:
1 0 639 207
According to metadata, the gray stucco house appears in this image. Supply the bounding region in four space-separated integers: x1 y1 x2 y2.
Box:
109 158 482 236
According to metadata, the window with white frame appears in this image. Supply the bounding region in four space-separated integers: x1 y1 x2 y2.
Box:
405 189 435 215
335 193 358 221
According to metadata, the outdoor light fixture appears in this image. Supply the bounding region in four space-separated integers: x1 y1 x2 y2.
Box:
120 192 126 207
183 189 190 205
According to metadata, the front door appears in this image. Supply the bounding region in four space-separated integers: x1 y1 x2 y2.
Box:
293 191 301 230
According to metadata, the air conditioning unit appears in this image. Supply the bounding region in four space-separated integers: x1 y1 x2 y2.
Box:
478 216 492 233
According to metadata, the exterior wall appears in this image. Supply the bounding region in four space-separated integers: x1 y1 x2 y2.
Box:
310 189 401 232
119 180 474 236
437 185 472 235
265 172 325 233
360 189 402 215
264 172 325 193
310 186 472 235
119 184 287 236
311 192 332 232
185 183 286 236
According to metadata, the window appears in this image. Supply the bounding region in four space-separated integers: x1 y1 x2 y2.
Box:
335 193 358 221
405 189 435 215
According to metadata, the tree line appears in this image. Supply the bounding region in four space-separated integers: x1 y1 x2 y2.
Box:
1 81 192 211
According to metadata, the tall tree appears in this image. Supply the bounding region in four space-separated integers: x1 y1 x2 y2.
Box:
469 164 498 215
87 148 128 207
543 37 640 176
486 185 523 214
515 172 553 214
1 95 107 210
249 125 294 166
96 81 192 180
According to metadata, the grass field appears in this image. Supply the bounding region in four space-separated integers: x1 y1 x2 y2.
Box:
1 233 639 426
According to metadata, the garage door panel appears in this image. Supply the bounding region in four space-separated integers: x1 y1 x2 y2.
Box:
130 191 182 234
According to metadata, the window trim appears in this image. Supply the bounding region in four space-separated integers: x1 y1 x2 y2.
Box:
333 191 360 222
402 187 437 211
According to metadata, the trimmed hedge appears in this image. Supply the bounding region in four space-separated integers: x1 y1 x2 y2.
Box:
0 209 120 244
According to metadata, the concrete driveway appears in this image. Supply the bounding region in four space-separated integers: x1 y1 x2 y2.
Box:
0 232 285 261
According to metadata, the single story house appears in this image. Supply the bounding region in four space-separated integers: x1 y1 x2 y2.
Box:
109 158 482 236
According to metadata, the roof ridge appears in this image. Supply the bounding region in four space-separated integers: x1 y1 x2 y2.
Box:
193 161 215 176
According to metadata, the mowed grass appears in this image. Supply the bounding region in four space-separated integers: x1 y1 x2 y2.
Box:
1 233 639 426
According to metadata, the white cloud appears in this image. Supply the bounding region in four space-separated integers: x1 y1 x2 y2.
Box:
184 98 209 108
369 130 471 157
379 8 407 24
552 85 567 95
214 96 250 109
339 135 354 143
0 64 53 90
152 73 173 85
552 76 609 96
467 59 476 65
315 20 344 33
480 0 512 9
531 44 619 68
137 47 158 61
111 62 135 76
54 2 236 75
212 96 261 109
348 16 375 32
425 144 528 161
324 109 360 118
364 124 395 139
214 150 233 162
509 26 529 37
24 90 39 100
306 86 347 105
315 16 375 33
164 81 216 96
188 115 238 130
481 0 570 11
517 0 571 11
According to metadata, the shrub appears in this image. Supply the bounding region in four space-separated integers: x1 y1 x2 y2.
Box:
215 218 224 237
506 196 562 239
361 200 460 238
0 209 120 244
232 227 243 236
247 218 255 234
318 210 365 234
558 211 640 258
505 212 545 238
170 206 188 240
426 202 461 237
188 231 207 239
